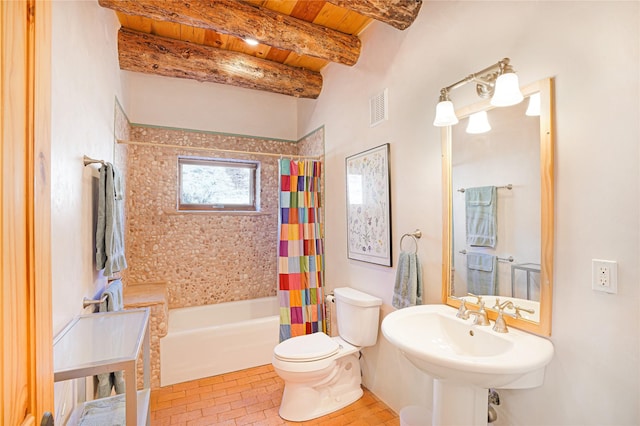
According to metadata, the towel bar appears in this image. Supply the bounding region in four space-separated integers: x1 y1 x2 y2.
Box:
83 293 108 309
459 249 514 263
457 184 512 193
83 155 106 166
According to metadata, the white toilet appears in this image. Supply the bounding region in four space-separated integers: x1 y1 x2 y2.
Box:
272 287 382 422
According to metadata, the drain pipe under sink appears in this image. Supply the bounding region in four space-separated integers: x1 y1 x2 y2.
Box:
488 389 500 423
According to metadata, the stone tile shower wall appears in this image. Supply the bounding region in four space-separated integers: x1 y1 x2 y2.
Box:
297 126 324 158
124 125 323 309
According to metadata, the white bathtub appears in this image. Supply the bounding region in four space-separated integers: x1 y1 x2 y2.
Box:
160 296 280 386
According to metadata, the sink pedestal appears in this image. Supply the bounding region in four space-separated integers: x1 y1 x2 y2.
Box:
433 380 486 426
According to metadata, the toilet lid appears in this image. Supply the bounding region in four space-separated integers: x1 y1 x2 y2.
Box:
274 332 340 362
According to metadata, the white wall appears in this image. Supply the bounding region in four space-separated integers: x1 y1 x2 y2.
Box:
298 1 639 425
51 1 123 422
123 71 299 141
51 0 123 334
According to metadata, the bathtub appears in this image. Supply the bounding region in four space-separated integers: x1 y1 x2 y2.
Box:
160 296 280 386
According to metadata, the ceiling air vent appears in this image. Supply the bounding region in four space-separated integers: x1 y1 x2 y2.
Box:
370 89 388 127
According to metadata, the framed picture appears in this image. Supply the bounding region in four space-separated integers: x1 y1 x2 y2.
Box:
345 143 392 266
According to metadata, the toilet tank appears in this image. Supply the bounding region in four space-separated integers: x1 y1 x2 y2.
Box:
333 287 382 347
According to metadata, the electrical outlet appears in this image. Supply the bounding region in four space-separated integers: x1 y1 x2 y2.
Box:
592 259 618 294
597 264 610 287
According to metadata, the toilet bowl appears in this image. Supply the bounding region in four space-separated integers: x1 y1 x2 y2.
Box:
272 333 362 421
272 287 382 422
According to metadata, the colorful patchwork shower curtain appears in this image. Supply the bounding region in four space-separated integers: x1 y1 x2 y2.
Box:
278 159 325 341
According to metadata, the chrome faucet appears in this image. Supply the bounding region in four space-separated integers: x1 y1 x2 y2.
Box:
493 300 537 333
465 300 490 326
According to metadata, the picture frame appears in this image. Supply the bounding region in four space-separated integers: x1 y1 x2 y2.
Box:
345 143 392 266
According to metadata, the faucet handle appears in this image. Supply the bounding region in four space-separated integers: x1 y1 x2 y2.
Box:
477 300 486 311
492 307 516 333
514 305 535 319
497 300 514 311
451 297 469 319
466 292 483 305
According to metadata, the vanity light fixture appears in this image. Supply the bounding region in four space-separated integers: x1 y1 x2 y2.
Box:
433 91 458 126
466 111 491 134
525 92 541 116
433 57 524 127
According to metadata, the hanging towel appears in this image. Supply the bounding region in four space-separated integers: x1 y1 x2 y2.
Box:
99 279 124 313
96 280 126 398
392 252 423 309
78 394 125 426
465 186 497 248
96 162 127 277
466 252 497 295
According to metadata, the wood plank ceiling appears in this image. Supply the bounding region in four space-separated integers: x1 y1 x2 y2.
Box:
98 0 423 98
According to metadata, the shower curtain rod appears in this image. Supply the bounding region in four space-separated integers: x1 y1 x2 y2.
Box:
116 139 322 160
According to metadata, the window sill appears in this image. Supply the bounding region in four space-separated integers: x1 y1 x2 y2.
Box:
164 209 272 216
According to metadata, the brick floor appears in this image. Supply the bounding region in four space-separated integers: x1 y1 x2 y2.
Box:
150 364 400 425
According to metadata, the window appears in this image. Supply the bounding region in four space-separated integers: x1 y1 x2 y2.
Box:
178 157 258 211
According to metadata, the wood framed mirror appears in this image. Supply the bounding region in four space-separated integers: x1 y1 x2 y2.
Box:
441 77 555 336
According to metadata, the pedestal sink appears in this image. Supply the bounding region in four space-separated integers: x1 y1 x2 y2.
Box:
381 304 553 425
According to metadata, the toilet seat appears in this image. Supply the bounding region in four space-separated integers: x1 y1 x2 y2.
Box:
272 335 359 374
274 332 340 362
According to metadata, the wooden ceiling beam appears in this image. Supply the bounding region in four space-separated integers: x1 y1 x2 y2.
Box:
117 28 322 98
326 0 422 30
99 0 360 66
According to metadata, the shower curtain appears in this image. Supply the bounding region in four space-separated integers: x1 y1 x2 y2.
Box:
278 159 325 341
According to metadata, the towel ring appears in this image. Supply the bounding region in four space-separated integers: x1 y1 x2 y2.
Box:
400 229 421 254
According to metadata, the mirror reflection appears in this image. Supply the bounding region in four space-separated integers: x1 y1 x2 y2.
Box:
452 96 540 313
442 78 554 336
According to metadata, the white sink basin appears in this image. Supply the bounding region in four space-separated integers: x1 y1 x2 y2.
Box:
381 304 553 389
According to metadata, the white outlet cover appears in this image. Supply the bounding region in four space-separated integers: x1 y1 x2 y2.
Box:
592 259 618 294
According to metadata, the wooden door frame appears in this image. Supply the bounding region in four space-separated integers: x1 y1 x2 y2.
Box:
1 1 53 424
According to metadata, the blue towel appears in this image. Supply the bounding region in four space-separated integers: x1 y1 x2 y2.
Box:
96 280 125 398
466 252 497 295
96 163 127 277
465 186 497 248
392 252 423 309
99 279 124 313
